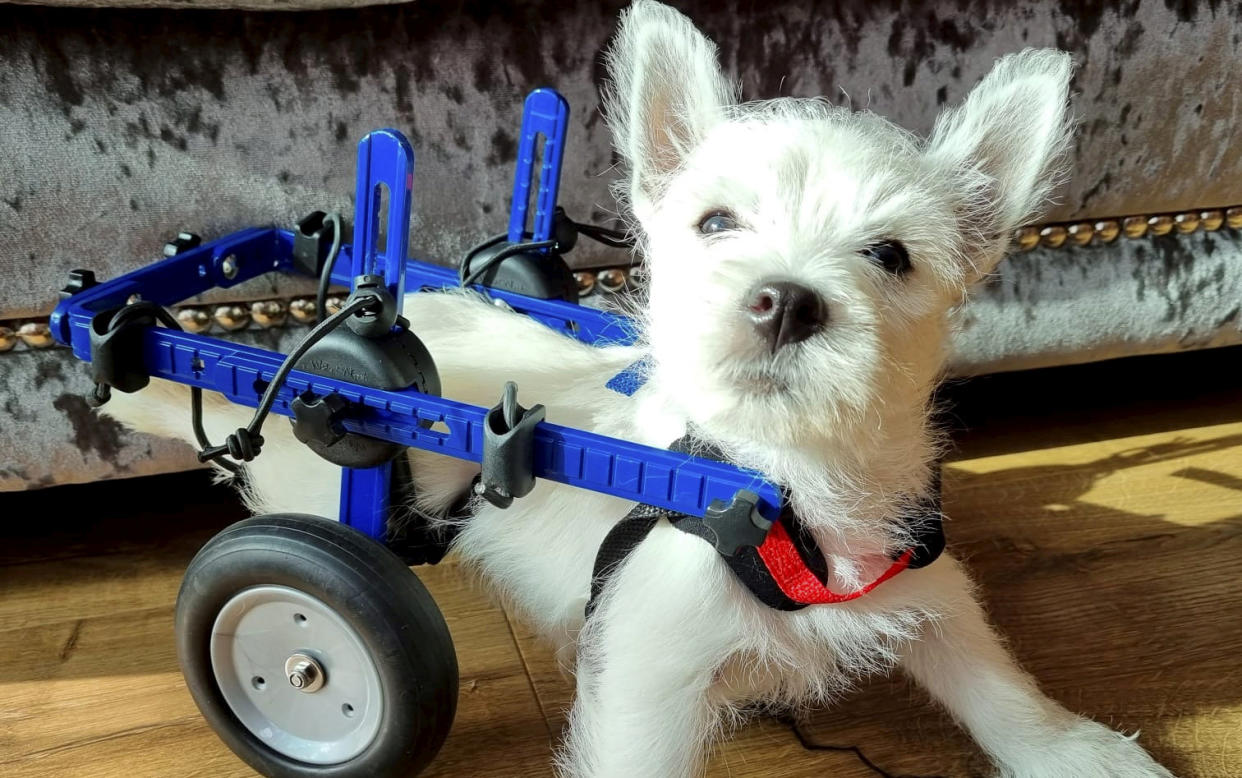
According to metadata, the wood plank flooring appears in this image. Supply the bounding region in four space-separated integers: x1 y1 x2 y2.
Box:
2 347 1240 777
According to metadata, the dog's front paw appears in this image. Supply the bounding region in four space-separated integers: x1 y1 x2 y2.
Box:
997 719 1174 778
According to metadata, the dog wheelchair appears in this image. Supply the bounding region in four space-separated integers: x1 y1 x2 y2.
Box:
50 88 785 777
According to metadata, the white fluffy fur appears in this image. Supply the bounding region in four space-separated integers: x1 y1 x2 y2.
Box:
104 3 1173 776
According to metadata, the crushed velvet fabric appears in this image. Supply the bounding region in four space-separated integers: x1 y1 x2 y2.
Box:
954 228 1242 374
4 1 1242 317
4 0 408 9
3 0 1242 490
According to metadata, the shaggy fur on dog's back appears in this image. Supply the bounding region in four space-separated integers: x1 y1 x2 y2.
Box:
105 3 1173 776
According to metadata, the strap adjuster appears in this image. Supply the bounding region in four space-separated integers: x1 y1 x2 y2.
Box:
700 490 773 556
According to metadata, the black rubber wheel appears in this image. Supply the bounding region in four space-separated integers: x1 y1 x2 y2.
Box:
176 514 458 778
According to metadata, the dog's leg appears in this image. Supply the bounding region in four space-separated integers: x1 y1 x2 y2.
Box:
559 526 739 778
900 557 1172 778
103 378 341 518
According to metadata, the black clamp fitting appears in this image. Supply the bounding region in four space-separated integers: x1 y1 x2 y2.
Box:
700 490 774 556
292 211 337 277
88 305 158 395
476 381 545 509
163 232 201 258
345 274 404 339
60 269 98 299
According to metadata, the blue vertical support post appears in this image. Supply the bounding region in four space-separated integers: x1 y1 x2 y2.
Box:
506 89 571 246
352 128 415 302
339 466 391 540
338 129 417 538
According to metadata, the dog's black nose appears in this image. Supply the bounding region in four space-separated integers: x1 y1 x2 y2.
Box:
745 281 826 353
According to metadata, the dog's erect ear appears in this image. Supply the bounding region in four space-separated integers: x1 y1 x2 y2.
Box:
604 0 736 210
926 49 1074 279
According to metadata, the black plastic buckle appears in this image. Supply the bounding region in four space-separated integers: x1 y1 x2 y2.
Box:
701 490 774 556
476 382 545 509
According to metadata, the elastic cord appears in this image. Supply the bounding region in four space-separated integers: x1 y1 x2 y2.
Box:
197 294 376 469
315 212 344 324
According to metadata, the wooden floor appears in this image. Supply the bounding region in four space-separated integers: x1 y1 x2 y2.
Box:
3 347 1242 778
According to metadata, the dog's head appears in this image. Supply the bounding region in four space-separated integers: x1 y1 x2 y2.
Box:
605 1 1073 450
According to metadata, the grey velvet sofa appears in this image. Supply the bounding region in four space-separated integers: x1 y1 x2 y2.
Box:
3 0 1241 491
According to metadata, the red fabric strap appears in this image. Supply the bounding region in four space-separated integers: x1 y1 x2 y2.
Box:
755 520 913 605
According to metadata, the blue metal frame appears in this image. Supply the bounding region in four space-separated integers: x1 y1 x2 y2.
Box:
352 129 415 302
506 88 571 245
50 90 783 542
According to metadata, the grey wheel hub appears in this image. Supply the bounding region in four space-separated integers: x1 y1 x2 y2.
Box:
210 585 384 765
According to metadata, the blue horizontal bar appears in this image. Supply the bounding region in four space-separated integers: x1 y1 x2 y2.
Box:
51 227 779 521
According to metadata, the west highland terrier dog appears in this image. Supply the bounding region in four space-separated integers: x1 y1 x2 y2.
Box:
107 2 1174 776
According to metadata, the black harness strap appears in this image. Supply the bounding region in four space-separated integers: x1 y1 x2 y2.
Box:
586 504 667 619
585 435 945 619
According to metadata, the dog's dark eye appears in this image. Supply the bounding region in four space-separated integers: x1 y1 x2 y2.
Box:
861 240 911 276
698 211 739 235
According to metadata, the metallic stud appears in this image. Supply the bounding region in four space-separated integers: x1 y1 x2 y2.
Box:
284 653 326 694
1226 206 1242 230
1147 214 1174 236
250 300 287 328
597 267 628 293
213 304 251 331
17 321 54 348
575 272 596 297
1173 212 1200 234
1014 226 1040 252
1200 210 1224 231
176 307 213 333
1039 225 1067 249
126 293 142 305
325 296 345 316
1122 216 1148 239
289 298 317 324
221 254 239 280
0 326 16 353
1093 220 1121 243
1067 222 1094 246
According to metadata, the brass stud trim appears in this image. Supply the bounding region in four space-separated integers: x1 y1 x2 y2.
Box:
212 304 251 332
176 307 213 334
1013 205 1242 250
1146 215 1174 236
574 271 597 297
17 321 54 348
1067 222 1094 246
251 300 288 329
1174 212 1200 234
1015 226 1040 252
1121 216 1148 240
1093 220 1121 243
289 298 317 323
1039 225 1068 249
596 267 628 293
5 202 1242 357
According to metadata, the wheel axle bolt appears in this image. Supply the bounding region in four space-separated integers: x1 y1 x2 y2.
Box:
285 653 325 693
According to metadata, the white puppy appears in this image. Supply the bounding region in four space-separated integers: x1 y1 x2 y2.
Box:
107 2 1173 776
